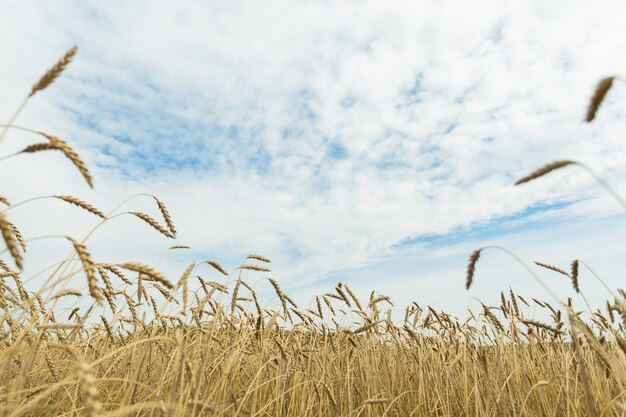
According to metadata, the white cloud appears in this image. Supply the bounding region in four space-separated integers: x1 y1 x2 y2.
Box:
2 0 626 312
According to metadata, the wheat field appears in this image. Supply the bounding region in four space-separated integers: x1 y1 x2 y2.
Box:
1 48 626 417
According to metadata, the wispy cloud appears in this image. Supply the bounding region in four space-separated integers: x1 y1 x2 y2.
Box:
2 0 626 310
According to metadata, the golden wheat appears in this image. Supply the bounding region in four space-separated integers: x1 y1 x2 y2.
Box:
29 46 78 97
3 47 626 417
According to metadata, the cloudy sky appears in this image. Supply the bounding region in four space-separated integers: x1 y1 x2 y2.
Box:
2 1 626 316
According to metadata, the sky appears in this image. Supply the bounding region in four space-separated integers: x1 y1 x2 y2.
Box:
2 1 626 318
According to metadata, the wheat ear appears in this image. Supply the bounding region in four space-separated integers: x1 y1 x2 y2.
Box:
49 135 94 187
516 160 626 209
0 47 78 145
586 76 616 122
570 260 580 293
70 238 102 305
19 135 93 187
177 262 196 310
238 264 271 272
130 212 173 238
466 249 481 289
515 160 574 185
118 262 173 289
205 260 229 275
77 358 102 417
534 261 570 277
0 212 23 269
30 46 78 96
246 253 271 263
54 195 105 218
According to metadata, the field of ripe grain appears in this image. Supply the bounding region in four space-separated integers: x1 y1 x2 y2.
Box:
2 49 626 417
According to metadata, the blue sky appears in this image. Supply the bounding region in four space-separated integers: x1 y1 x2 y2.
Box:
2 0 626 316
